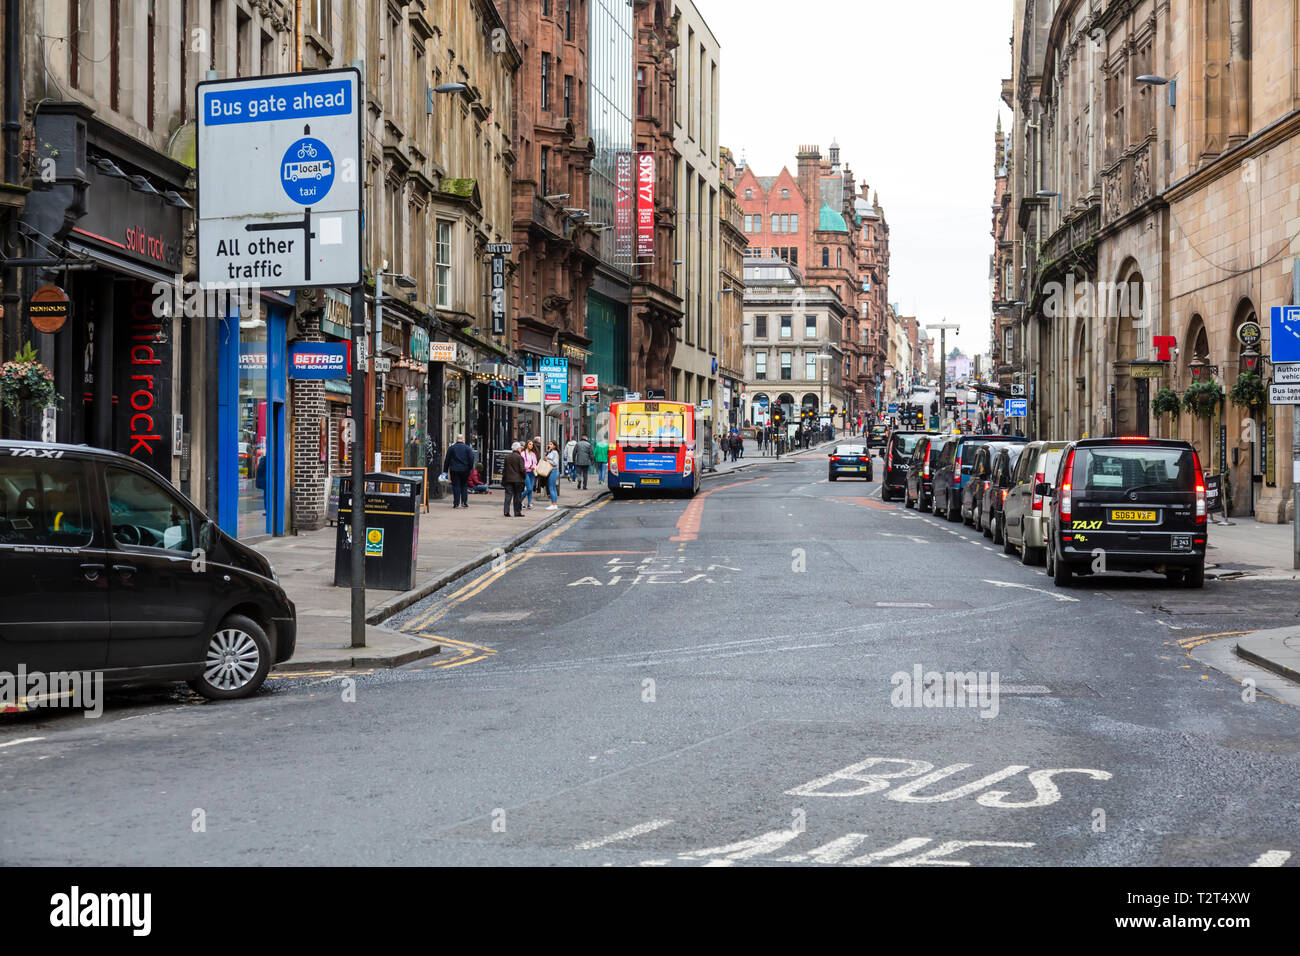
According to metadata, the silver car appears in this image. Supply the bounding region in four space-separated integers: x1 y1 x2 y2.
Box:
1001 440 1069 565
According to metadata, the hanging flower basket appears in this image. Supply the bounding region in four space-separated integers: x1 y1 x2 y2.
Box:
1151 386 1181 420
1229 370 1267 410
0 342 58 416
1182 379 1224 420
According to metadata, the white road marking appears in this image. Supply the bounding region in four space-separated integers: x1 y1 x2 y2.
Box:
574 818 674 851
1249 850 1292 867
983 580 1080 603
888 840 1036 866
678 828 803 865
0 736 45 749
876 601 933 608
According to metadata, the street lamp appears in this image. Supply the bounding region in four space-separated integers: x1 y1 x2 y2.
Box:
927 321 962 431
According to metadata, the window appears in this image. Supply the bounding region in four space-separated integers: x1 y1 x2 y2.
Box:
236 6 251 77
755 352 767 379
541 53 551 110
745 188 752 199
260 29 274 76
771 214 779 233
107 468 194 553
836 249 842 268
564 75 572 117
805 353 817 379
636 67 647 116
781 188 789 199
743 214 751 233
780 315 792 339
304 0 330 40
1003 326 1014 361
861 327 869 345
822 247 829 267
436 220 452 308
565 0 572 40
0 458 94 547
543 0 550 14
862 277 870 292
780 352 792 380
790 214 798 233
805 315 817 338
754 315 767 337
540 147 549 195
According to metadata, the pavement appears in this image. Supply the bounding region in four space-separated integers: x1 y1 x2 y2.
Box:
256 450 785 671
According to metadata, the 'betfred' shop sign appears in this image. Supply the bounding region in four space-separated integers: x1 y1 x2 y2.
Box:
636 151 655 261
289 342 349 378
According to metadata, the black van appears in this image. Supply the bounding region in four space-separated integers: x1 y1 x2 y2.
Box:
0 441 296 699
1043 437 1208 588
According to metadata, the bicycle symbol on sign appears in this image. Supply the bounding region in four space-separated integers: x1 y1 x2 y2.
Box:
297 142 318 159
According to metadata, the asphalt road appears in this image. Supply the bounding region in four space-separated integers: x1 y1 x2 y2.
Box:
2 452 1298 866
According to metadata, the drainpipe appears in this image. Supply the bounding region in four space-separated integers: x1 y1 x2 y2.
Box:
2 0 22 374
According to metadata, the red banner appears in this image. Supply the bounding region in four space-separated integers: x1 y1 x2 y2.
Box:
636 151 655 261
614 152 635 260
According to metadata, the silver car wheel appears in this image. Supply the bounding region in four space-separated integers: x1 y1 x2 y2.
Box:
203 627 262 691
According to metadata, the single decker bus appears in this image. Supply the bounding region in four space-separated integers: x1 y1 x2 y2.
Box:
607 400 700 497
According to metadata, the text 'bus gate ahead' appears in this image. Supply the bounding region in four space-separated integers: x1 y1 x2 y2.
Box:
196 68 362 288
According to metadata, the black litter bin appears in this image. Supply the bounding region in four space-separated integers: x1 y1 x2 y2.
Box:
333 471 422 591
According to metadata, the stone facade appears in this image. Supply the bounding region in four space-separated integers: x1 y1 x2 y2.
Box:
1007 0 1297 522
718 146 747 425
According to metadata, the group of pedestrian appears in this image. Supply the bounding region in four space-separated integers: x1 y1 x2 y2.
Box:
724 430 745 462
447 431 604 516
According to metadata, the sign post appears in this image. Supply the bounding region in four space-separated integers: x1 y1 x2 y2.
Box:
197 66 367 645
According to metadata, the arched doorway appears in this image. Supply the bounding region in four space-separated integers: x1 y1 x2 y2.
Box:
1071 317 1089 438
1181 314 1211 463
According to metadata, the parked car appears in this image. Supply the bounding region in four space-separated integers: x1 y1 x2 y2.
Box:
979 444 1026 543
0 441 297 701
904 434 953 511
867 425 888 450
1002 440 1070 564
828 443 874 481
880 430 933 501
959 444 999 526
1042 437 1208 588
931 434 1029 521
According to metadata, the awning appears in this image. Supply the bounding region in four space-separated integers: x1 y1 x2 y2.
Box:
65 240 176 286
491 398 579 418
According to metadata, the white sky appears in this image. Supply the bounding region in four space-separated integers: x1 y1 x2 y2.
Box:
694 0 1015 359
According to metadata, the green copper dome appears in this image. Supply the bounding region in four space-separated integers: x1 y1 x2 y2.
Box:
818 202 848 232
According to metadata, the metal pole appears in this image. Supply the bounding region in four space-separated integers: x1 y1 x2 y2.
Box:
350 282 367 648
372 270 383 471
1292 260 1299 569
939 326 947 431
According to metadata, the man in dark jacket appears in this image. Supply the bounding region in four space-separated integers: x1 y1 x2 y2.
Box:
501 442 526 516
443 433 475 508
572 434 595 489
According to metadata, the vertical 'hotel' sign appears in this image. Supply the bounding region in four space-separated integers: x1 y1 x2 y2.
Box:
614 151 635 260
636 151 655 261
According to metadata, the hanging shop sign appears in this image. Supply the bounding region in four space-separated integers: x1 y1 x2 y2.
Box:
615 152 635 260
540 356 569 403
636 151 655 261
289 342 349 378
490 253 506 335
29 285 71 333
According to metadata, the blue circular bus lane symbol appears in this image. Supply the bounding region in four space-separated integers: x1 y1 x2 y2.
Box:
280 137 335 205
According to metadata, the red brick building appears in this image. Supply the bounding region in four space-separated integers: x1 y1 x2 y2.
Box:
498 0 600 371
736 143 892 424
627 0 683 395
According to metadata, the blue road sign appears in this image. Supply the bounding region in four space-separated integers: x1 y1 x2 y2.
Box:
281 137 335 204
1005 398 1028 417
1271 306 1300 364
887 403 898 414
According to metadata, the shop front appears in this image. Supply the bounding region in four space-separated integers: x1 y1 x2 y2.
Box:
217 294 292 539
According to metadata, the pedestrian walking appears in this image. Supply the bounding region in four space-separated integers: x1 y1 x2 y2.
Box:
563 437 577 482
443 433 475 509
594 435 609 483
543 440 561 510
502 442 526 517
573 433 594 489
522 438 538 509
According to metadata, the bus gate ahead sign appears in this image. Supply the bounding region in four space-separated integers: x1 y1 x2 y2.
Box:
196 68 362 288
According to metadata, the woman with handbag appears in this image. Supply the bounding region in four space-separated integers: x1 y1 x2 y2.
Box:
522 438 538 510
541 440 560 510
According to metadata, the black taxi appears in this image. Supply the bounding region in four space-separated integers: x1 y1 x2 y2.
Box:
1042 437 1207 588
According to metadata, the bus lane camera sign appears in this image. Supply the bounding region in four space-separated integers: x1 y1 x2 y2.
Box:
197 69 361 289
